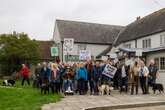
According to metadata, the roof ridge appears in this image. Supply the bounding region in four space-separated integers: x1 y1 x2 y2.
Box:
56 19 125 28
127 8 165 26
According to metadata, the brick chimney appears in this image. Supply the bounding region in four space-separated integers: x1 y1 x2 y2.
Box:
136 16 141 21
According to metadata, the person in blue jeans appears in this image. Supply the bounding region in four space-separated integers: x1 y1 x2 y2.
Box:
76 63 88 95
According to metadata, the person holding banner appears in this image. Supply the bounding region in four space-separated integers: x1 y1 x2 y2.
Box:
100 61 114 92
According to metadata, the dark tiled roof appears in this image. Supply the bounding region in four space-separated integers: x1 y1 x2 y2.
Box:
56 19 124 45
96 45 112 58
116 8 165 45
38 41 54 60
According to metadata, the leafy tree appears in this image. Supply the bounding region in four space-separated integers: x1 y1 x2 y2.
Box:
0 32 41 75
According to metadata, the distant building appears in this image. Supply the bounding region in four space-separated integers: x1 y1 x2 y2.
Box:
38 41 54 61
53 19 124 62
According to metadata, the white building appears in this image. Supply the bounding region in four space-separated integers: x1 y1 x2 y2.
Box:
112 8 165 84
53 19 124 62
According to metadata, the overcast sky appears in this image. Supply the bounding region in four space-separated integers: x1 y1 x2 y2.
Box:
0 0 165 40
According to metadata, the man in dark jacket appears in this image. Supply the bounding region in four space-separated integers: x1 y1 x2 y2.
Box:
40 62 51 84
33 63 42 88
93 61 102 95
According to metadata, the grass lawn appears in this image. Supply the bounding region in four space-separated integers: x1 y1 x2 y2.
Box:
0 80 62 110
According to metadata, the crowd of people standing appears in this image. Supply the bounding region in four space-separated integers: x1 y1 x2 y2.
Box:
19 58 159 95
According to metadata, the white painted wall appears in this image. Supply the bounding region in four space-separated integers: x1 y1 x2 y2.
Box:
117 40 136 49
115 31 165 49
61 43 109 62
136 32 163 48
69 43 109 57
53 23 63 60
53 23 61 43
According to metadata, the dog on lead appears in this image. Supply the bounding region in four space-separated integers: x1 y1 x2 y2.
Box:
2 80 15 86
98 84 110 95
152 83 164 94
41 83 50 94
98 83 113 95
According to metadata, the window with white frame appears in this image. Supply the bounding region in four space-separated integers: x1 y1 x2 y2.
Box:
160 34 165 46
142 38 151 48
154 57 165 70
124 43 131 48
77 44 86 54
160 57 165 70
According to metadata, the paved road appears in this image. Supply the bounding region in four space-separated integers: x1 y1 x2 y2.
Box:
116 106 165 110
42 91 165 110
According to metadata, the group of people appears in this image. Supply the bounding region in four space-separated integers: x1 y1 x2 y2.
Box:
19 58 159 95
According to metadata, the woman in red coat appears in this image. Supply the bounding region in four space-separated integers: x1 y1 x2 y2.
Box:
20 64 30 86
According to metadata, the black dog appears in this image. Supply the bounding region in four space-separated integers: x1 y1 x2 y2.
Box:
41 83 50 94
3 80 15 86
152 83 164 94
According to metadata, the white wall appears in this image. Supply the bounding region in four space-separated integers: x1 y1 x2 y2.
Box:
62 43 109 62
53 23 61 43
118 40 136 48
116 31 165 49
136 32 162 48
53 23 63 60
70 43 109 57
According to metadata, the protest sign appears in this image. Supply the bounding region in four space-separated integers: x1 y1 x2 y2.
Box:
63 38 74 55
102 64 117 78
79 50 91 60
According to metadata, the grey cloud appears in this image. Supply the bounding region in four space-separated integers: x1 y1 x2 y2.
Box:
0 0 165 40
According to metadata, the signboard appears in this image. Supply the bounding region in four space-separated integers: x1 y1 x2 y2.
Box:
50 47 58 56
63 38 74 55
65 55 79 61
135 50 142 56
102 64 117 78
79 50 91 60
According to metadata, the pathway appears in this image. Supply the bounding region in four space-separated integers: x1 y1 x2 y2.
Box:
42 91 165 110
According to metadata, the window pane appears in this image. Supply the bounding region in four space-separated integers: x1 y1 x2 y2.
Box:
160 35 162 46
160 57 165 70
154 58 159 70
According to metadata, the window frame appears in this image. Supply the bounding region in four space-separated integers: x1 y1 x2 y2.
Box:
154 57 165 71
142 38 151 48
160 34 165 46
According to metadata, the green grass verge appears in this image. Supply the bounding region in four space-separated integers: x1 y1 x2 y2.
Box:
0 80 62 110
